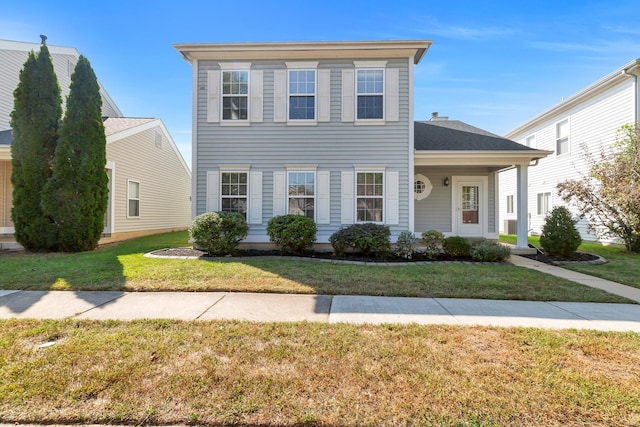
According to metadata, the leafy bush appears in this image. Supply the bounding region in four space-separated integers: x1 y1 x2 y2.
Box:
470 240 511 262
266 214 317 255
540 206 582 257
442 236 471 258
329 223 391 258
421 230 445 259
394 231 417 259
189 211 249 256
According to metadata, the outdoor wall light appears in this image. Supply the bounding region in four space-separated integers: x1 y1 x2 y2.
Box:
443 177 450 187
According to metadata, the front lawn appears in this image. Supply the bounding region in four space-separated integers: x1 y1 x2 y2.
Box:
501 235 640 290
0 231 631 302
1 319 639 426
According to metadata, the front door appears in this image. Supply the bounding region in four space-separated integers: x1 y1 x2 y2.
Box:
452 176 487 237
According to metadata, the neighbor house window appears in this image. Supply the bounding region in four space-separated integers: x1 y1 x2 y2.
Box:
556 119 569 155
356 69 384 120
222 71 249 120
288 171 315 219
537 192 551 216
356 172 384 222
506 195 514 214
221 172 248 219
289 70 315 120
128 180 140 218
525 134 536 148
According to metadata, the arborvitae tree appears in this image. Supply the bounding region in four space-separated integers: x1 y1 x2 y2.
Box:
42 55 108 252
10 37 62 251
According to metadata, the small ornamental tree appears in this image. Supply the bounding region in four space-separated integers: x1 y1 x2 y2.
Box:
42 55 108 252
539 206 582 257
10 37 62 251
557 124 640 252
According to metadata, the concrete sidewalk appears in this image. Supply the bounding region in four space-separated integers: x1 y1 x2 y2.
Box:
1 289 640 332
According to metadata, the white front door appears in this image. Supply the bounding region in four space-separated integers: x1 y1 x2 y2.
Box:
452 176 487 237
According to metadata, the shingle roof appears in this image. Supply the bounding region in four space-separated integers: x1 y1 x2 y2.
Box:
415 120 538 151
0 129 12 145
103 117 155 136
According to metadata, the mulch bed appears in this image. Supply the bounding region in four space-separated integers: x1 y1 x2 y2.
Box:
519 251 606 265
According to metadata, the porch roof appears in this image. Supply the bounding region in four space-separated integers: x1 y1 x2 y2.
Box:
414 120 551 166
0 130 11 145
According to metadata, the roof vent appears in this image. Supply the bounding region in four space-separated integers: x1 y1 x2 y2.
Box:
430 112 449 121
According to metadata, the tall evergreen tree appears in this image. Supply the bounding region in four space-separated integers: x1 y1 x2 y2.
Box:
10 37 62 251
42 55 108 252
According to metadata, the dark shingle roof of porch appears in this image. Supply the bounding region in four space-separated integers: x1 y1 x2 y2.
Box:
415 120 538 151
0 130 11 145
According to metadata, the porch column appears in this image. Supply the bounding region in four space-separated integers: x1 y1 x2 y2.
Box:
516 163 529 248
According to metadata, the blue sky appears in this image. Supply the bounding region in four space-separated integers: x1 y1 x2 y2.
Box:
3 0 640 168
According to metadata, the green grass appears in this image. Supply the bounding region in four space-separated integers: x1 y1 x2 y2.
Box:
0 231 631 302
1 319 639 426
500 234 640 290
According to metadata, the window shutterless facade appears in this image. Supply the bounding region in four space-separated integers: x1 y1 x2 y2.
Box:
356 172 384 222
221 172 248 219
356 69 384 120
222 71 249 121
537 192 551 216
288 171 315 219
288 70 316 120
127 180 140 218
556 119 569 155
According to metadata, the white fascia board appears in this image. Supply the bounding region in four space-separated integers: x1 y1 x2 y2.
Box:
174 40 432 64
505 58 640 138
414 150 553 166
0 146 10 161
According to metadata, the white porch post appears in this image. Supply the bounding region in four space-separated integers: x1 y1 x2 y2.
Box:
516 163 529 248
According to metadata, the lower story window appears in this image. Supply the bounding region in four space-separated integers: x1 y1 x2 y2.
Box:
537 192 551 216
506 195 514 214
221 172 247 219
288 171 315 219
357 172 383 222
128 180 140 218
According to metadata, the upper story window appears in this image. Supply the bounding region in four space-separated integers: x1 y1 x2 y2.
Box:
288 70 316 120
222 71 249 121
556 119 569 155
288 171 315 219
356 69 384 120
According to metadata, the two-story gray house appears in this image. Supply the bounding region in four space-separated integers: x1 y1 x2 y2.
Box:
175 40 549 249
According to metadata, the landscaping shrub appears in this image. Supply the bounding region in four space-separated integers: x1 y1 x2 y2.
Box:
394 231 417 259
421 230 445 259
443 236 471 258
471 240 511 262
540 206 582 257
329 223 391 258
266 214 317 255
189 211 249 256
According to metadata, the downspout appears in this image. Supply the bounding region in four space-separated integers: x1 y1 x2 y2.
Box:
408 56 415 233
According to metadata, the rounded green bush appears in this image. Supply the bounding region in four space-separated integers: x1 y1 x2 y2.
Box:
329 223 391 258
442 236 471 258
470 240 511 262
189 211 249 256
266 214 317 255
394 231 417 259
540 206 582 257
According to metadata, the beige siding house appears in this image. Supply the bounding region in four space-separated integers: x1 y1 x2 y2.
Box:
0 39 191 249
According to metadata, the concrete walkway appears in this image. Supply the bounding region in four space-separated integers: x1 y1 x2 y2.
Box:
1 255 639 332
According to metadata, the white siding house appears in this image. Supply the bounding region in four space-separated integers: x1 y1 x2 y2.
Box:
176 40 549 248
499 59 640 242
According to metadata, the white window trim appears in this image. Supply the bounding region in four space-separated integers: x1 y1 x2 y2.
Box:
354 61 387 125
555 118 570 156
286 62 318 125
355 169 385 224
127 179 140 219
220 63 251 125
219 166 250 220
287 170 317 221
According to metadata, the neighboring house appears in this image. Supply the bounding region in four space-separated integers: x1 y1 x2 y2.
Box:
175 40 549 249
0 39 191 248
499 59 640 242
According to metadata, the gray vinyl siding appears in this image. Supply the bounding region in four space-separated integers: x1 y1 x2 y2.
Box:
414 166 496 235
195 58 412 242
